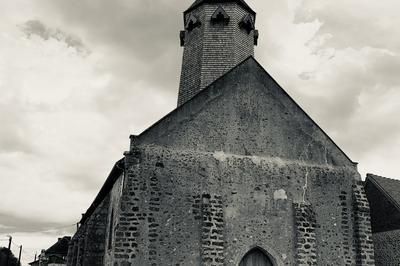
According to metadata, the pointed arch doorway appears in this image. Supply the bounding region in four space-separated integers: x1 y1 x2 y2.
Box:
239 247 274 266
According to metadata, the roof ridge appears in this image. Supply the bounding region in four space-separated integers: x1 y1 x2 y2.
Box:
367 173 400 182
137 56 357 167
366 174 400 212
137 55 255 138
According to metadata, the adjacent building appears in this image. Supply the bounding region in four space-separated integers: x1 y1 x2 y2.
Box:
29 236 70 266
365 174 400 265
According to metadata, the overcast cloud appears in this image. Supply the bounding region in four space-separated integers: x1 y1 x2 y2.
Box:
1 0 399 264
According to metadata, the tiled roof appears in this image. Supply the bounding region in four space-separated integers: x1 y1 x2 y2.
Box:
367 174 400 210
185 0 255 15
46 236 71 256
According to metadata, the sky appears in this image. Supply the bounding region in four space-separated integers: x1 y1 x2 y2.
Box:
0 0 399 264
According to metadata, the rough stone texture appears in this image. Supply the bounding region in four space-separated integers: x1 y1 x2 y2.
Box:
372 229 400 266
66 195 110 266
82 195 110 266
140 57 357 170
178 2 256 106
66 55 372 265
293 202 317 265
66 239 75 266
352 182 375 265
103 171 125 266
64 1 380 264
201 194 225 265
66 236 77 266
339 190 355 265
101 144 360 266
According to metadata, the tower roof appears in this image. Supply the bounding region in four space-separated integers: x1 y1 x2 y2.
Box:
185 0 256 15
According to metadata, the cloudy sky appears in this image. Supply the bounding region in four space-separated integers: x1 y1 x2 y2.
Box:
0 0 399 264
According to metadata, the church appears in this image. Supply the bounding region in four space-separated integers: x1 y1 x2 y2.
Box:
66 0 399 265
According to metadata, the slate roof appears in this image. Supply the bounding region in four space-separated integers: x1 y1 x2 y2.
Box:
185 0 256 15
46 236 71 256
366 174 400 211
29 237 71 265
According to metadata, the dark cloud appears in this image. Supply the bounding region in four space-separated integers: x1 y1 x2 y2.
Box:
38 0 185 92
0 213 74 234
19 20 90 55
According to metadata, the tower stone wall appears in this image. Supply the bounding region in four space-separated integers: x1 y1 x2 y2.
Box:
178 2 257 106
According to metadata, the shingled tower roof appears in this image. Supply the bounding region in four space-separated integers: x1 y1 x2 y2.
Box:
179 0 258 105
185 0 256 15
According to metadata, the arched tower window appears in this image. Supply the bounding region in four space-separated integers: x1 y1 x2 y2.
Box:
239 247 274 266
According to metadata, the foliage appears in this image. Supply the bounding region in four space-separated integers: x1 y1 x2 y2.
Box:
0 247 20 266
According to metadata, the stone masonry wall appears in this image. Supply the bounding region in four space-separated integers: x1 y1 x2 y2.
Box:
339 190 356 265
201 194 225 266
352 182 375 265
110 148 202 265
293 202 317 266
373 229 400 266
103 172 124 266
66 195 110 266
111 150 145 264
81 195 110 266
66 228 83 266
108 145 361 265
66 238 75 266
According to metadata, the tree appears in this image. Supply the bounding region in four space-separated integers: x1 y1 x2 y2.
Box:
0 247 20 266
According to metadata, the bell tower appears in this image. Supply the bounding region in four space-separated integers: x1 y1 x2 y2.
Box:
177 0 259 106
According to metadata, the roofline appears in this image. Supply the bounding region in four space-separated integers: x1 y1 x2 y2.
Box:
138 55 357 167
366 173 400 212
249 57 357 166
79 158 124 224
184 0 256 16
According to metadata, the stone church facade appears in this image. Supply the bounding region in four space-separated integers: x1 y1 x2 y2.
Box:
66 0 396 265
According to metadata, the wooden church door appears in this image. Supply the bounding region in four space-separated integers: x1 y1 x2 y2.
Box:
239 248 274 266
